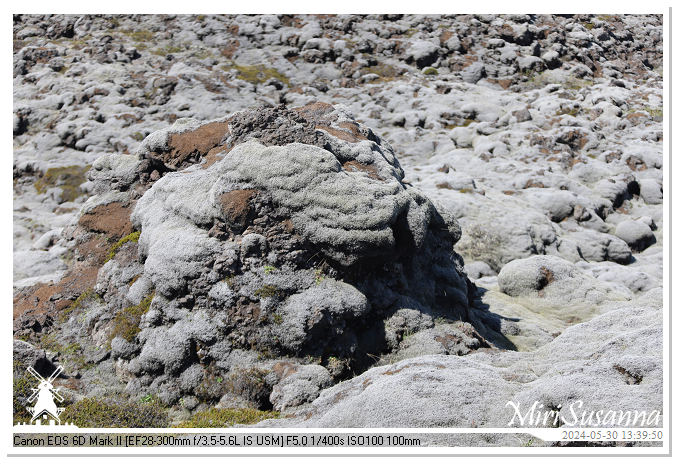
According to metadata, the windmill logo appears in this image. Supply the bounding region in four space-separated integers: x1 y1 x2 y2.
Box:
25 365 65 425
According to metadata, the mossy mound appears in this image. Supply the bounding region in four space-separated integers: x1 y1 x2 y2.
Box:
60 397 168 427
34 165 90 202
222 62 289 86
13 368 32 424
109 291 154 343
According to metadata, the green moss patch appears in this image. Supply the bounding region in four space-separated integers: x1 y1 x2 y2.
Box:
60 397 168 427
122 29 155 42
402 27 419 38
254 285 282 299
444 118 475 129
191 48 213 59
109 292 154 343
563 77 594 90
523 71 594 91
456 224 505 273
13 363 32 424
644 107 663 119
556 107 580 117
106 231 141 262
34 165 90 202
151 44 185 56
174 408 279 428
59 288 101 322
222 62 290 86
364 63 401 82
37 332 90 370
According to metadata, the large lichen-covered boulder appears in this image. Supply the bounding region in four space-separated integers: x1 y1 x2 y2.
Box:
19 102 477 409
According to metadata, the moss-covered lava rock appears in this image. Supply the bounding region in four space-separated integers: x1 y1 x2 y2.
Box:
14 102 486 414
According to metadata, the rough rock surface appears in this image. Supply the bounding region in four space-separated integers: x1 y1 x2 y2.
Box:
13 14 663 444
615 219 656 251
262 295 662 445
497 255 629 305
15 102 482 411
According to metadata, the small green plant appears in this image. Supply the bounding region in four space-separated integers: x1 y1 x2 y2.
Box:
131 132 144 141
256 349 274 361
140 394 155 403
194 365 228 401
174 408 279 428
520 68 537 79
423 67 438 76
272 313 283 325
325 356 350 375
304 355 322 364
314 268 325 285
106 231 141 262
263 265 276 274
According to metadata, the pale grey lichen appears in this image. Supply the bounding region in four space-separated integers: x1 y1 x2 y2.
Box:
216 140 434 265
